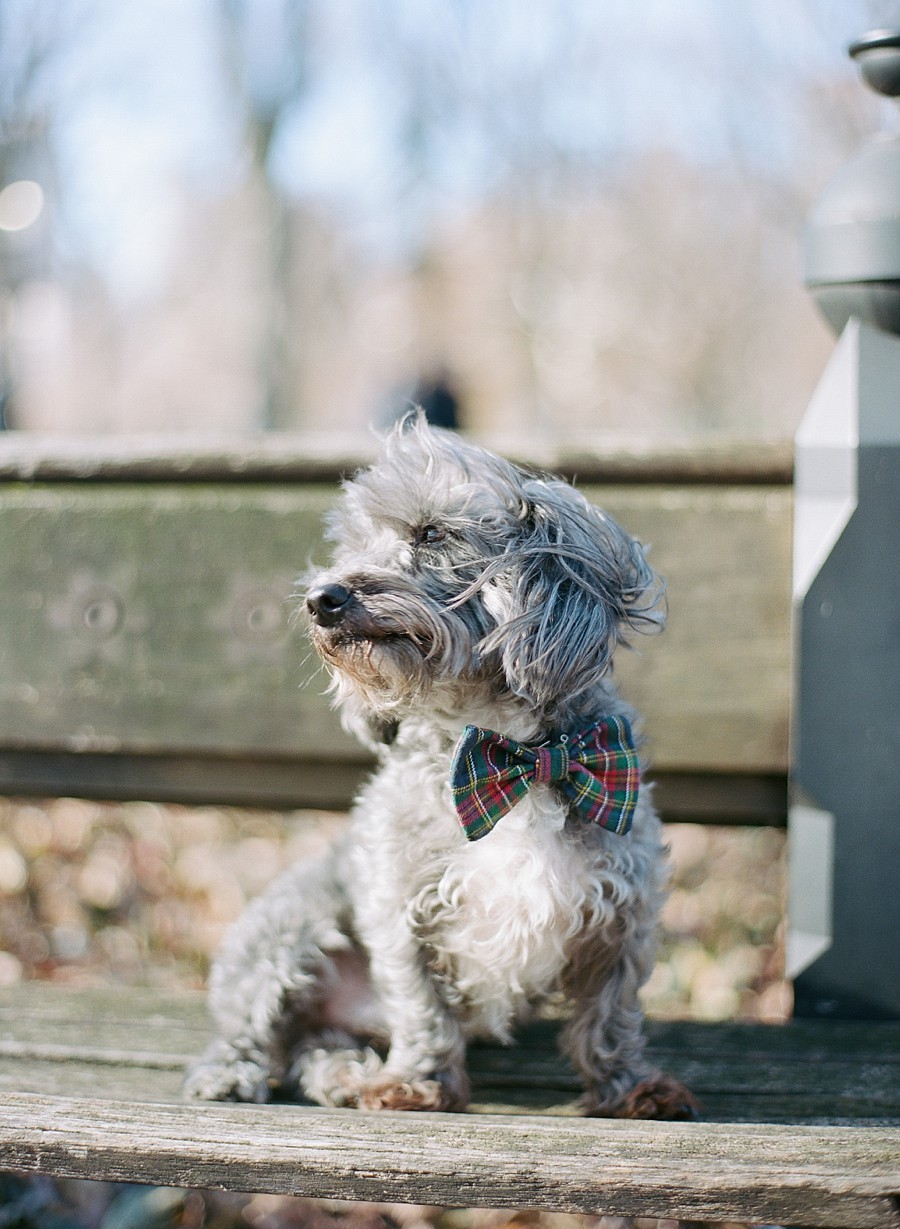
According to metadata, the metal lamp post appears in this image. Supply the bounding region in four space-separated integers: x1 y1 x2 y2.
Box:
789 31 900 1018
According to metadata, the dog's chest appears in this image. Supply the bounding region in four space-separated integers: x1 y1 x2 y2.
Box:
357 742 596 1034
428 806 592 1025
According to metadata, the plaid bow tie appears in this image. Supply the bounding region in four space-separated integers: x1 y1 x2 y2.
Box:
450 716 640 841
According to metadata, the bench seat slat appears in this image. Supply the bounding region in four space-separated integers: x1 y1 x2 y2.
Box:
3 1052 899 1123
2 1090 898 1229
10 983 900 1056
2 988 898 1123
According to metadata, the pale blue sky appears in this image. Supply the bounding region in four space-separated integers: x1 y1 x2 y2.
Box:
13 0 890 298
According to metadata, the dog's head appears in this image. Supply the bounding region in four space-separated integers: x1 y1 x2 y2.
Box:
305 416 663 742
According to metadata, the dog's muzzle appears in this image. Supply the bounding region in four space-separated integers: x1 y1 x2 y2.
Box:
306 583 353 628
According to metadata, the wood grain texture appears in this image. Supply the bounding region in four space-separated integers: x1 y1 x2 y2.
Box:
3 986 898 1125
1 1092 898 1228
0 485 339 758
0 748 373 811
0 753 786 823
0 433 793 485
0 483 791 785
593 484 792 773
0 986 897 1226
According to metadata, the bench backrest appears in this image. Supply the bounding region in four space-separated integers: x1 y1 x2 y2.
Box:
0 436 792 825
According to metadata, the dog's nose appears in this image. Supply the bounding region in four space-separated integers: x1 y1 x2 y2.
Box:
306 582 353 627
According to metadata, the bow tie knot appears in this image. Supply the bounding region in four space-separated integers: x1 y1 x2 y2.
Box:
450 717 640 842
532 742 570 784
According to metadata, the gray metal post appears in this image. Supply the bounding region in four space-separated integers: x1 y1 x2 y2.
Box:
789 32 900 1019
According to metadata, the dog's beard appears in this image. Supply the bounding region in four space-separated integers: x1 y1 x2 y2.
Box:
310 588 478 713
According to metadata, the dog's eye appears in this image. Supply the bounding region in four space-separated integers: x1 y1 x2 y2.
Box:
413 524 446 548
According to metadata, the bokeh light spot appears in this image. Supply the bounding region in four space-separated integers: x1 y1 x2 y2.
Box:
0 180 45 232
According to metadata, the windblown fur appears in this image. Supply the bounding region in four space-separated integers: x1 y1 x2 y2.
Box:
184 417 697 1118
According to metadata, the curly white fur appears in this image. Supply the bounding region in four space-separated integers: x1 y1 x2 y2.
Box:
184 416 696 1119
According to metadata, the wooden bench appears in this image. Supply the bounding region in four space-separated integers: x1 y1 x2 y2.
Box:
0 435 898 1229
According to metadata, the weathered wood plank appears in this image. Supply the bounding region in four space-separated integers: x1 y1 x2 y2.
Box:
1 1056 897 1127
0 983 205 1030
1 988 898 1124
0 433 794 485
3 1053 897 1125
0 987 897 1224
0 1052 895 1125
0 483 791 788
0 1058 187 1105
0 749 372 811
6 986 899 1063
7 985 898 1065
648 770 788 824
0 751 785 822
604 485 791 772
1 1092 897 1229
644 1016 900 1059
0 485 336 757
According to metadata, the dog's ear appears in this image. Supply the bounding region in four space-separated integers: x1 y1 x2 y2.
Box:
479 479 664 710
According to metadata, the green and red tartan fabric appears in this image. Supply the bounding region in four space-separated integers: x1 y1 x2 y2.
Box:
450 716 641 841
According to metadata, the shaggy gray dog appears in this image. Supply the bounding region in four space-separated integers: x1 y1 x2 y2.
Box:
185 417 697 1119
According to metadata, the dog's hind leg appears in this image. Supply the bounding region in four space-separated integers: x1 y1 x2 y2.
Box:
184 848 359 1103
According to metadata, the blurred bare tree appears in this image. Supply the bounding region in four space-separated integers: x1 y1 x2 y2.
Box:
215 0 313 428
0 2 81 426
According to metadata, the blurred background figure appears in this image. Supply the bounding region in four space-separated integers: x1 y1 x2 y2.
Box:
412 371 460 431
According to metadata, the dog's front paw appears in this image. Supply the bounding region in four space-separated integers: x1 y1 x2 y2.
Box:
585 1071 700 1121
184 1041 272 1104
357 1069 468 1112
